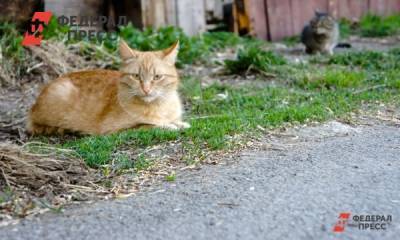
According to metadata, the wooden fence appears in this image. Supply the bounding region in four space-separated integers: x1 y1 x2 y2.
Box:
45 0 208 36
248 0 400 40
43 0 400 40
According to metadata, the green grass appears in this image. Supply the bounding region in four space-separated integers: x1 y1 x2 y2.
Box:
339 18 353 39
296 69 366 90
359 14 400 37
165 173 176 182
282 36 300 46
0 23 24 61
339 14 400 38
225 45 286 74
326 49 400 70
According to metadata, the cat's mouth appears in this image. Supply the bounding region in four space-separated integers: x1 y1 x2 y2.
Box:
139 93 159 102
315 28 330 35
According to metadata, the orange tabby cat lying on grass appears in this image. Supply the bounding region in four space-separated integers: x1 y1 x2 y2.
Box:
27 40 190 135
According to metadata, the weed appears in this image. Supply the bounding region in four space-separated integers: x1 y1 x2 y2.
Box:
0 22 24 61
0 187 14 204
297 69 366 90
359 14 400 37
113 154 135 170
325 50 400 70
134 155 152 172
165 173 176 182
224 45 286 74
282 36 300 46
338 18 353 39
42 17 70 41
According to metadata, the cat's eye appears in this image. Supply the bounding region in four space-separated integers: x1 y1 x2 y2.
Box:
153 74 163 81
130 73 140 79
122 72 140 80
120 81 131 87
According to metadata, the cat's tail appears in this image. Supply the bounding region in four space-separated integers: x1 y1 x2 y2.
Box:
335 43 352 48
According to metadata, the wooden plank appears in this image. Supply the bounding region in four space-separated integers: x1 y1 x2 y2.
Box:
164 0 177 26
265 0 294 41
369 0 389 15
204 0 225 20
330 0 368 20
142 0 178 28
213 0 225 20
369 0 400 15
45 0 104 30
142 0 167 28
205 0 215 12
246 0 268 39
176 0 206 36
385 0 400 14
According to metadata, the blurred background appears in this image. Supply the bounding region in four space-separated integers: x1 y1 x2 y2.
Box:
1 0 399 41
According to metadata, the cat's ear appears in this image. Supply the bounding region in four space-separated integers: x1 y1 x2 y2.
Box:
314 9 326 17
120 39 139 60
162 41 179 65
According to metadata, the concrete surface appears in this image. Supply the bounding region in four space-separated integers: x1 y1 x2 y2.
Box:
0 121 399 240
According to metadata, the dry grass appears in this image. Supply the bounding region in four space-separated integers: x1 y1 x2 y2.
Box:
0 142 91 194
0 40 119 87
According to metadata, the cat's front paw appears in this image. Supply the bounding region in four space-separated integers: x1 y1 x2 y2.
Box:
159 123 180 130
157 121 190 130
174 121 191 129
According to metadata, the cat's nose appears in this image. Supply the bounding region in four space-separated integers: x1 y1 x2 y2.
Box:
143 89 150 95
141 86 151 95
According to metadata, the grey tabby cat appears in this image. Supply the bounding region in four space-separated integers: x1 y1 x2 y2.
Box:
301 11 339 55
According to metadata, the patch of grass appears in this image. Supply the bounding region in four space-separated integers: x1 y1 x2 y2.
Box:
359 14 400 37
113 154 134 170
63 128 178 166
338 14 400 38
297 69 366 90
323 49 400 71
282 36 300 46
0 187 14 204
133 155 152 172
0 22 24 61
224 45 286 74
339 18 353 39
165 173 176 182
42 17 70 40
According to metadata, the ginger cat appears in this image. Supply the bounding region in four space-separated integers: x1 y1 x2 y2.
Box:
27 40 190 135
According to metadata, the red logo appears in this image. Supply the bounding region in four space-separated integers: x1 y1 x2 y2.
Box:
333 212 351 233
22 12 52 46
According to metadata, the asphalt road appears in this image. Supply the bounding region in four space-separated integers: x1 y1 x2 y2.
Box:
1 122 399 240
